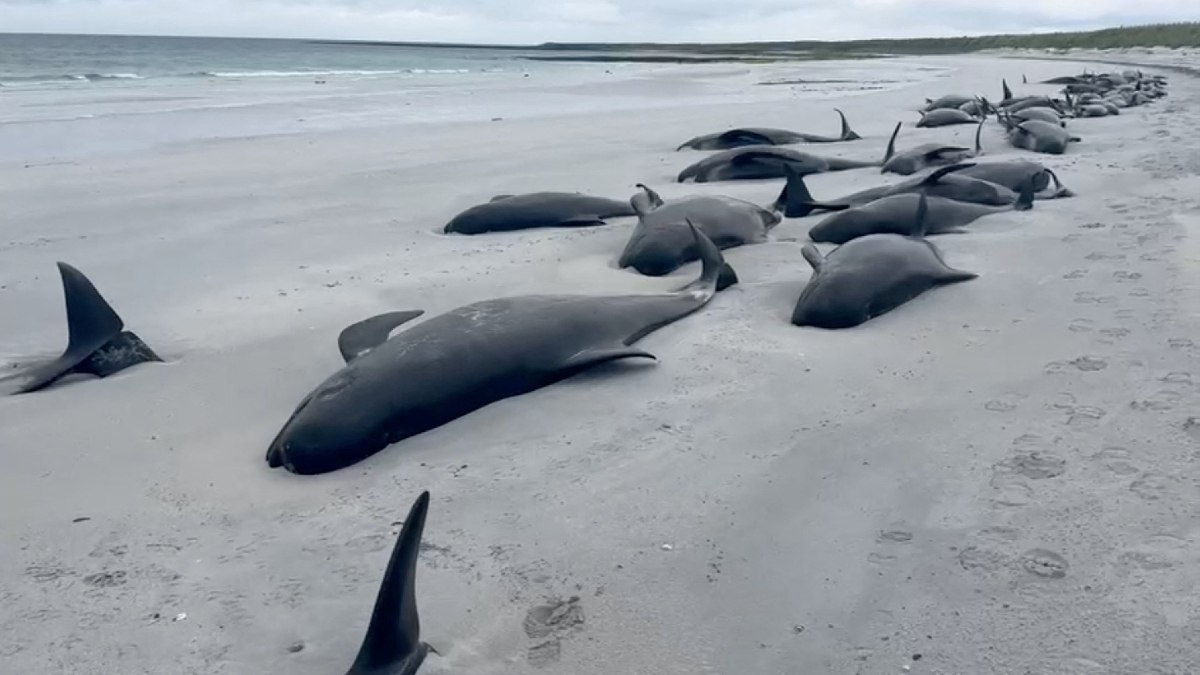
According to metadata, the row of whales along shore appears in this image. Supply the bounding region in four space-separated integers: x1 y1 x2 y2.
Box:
265 224 733 475
0 55 1176 675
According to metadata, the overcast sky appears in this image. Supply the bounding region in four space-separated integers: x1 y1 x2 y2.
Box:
3 0 1196 44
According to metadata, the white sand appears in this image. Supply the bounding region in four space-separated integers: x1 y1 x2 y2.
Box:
2 52 1200 674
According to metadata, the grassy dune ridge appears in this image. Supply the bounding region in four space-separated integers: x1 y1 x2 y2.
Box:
536 22 1200 55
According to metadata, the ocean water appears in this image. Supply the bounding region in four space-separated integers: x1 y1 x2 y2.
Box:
0 34 951 162
0 33 537 86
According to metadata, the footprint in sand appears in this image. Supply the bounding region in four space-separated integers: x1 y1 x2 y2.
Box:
1065 406 1107 427
523 596 585 668
1069 318 1095 333
1130 391 1182 412
994 452 1067 481
1020 549 1069 579
1130 473 1172 501
82 570 128 588
1091 446 1141 477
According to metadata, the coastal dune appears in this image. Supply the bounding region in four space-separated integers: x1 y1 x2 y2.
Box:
3 53 1200 673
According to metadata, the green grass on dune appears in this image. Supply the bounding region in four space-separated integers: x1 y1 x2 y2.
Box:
534 22 1200 56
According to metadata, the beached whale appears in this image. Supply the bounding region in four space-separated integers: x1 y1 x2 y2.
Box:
922 94 975 112
618 183 778 276
778 162 1022 219
792 194 978 329
808 177 1034 244
266 225 733 475
443 192 635 234
3 262 161 394
676 109 861 150
1000 113 1079 155
916 107 981 128
881 118 984 176
677 144 880 183
1009 107 1065 127
955 160 1073 198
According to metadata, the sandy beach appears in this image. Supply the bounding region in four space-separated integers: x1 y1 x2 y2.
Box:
3 51 1200 674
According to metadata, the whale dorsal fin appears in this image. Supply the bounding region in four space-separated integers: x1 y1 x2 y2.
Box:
1002 78 1013 101
834 109 861 140
347 491 431 675
920 162 975 187
59 262 126 359
489 194 515 202
338 310 425 363
801 243 824 271
883 121 901 163
631 183 664 216
912 191 929 237
14 262 136 393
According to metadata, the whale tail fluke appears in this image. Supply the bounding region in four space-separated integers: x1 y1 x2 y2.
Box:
13 262 160 394
776 164 850 218
347 491 432 675
678 220 737 295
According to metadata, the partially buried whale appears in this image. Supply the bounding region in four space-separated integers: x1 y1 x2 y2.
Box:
808 175 1034 244
791 193 978 329
676 108 861 150
266 225 733 475
336 490 435 675
443 192 635 234
3 262 160 394
676 143 880 183
618 183 776 277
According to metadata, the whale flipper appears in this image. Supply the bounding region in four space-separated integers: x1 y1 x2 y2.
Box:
338 310 425 363
347 491 432 675
15 262 160 394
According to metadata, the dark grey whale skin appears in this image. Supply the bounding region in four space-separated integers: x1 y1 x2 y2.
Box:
676 109 861 150
5 262 161 395
443 192 635 234
266 226 733 475
792 195 978 329
619 185 779 276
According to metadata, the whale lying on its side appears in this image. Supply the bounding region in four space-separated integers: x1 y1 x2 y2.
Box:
443 192 635 234
619 183 776 277
792 193 978 329
676 109 861 150
267 225 734 474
